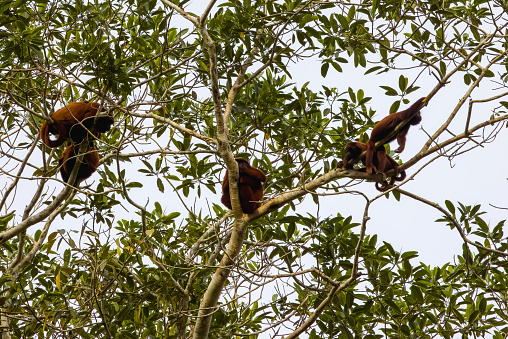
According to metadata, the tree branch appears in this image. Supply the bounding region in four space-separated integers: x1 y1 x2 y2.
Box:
285 198 370 338
398 189 507 256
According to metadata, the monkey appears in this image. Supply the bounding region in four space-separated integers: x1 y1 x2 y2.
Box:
365 97 426 174
69 114 114 145
221 159 267 214
40 101 114 148
338 142 369 170
58 143 100 186
338 141 406 192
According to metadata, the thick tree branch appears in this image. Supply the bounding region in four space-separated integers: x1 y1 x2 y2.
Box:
0 143 87 244
0 138 39 211
8 190 75 273
159 0 198 25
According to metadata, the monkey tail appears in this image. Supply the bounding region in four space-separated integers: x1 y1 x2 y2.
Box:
376 169 406 192
394 170 406 182
40 121 68 147
375 181 390 192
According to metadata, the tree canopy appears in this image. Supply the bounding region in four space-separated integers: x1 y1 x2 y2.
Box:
1 0 508 338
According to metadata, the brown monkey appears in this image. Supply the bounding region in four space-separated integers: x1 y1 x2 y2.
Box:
58 143 100 186
221 159 267 214
40 101 113 148
338 141 406 192
365 97 426 174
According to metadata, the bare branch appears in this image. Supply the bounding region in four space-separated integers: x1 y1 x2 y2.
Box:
159 0 199 25
129 111 217 145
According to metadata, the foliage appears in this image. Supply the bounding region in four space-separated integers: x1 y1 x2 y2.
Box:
1 0 508 338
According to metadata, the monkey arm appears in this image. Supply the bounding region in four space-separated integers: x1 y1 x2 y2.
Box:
397 97 426 120
220 171 232 210
365 140 377 174
240 167 267 183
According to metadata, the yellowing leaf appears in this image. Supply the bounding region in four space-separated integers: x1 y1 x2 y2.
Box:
56 273 61 292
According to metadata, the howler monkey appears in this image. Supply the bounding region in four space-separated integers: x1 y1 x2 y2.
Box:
40 101 114 148
58 143 100 186
365 97 426 174
338 141 406 192
221 159 267 214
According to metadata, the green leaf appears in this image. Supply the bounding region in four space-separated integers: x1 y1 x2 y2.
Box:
157 177 164 192
126 182 143 188
398 75 408 91
287 222 295 240
380 85 398 96
321 62 329 77
445 200 455 214
348 87 356 103
389 100 400 113
365 66 383 75
410 285 424 303
439 61 447 76
371 0 379 15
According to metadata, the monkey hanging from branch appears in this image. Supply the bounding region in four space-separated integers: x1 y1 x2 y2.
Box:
40 101 114 148
365 97 427 174
58 143 100 187
338 141 406 191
